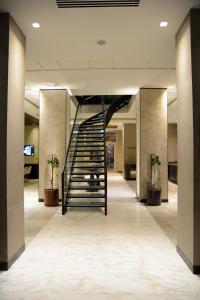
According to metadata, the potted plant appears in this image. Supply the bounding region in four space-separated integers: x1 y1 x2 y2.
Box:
147 154 161 206
44 154 59 207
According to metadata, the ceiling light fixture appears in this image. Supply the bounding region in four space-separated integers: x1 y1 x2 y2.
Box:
97 40 106 46
160 21 168 27
32 22 40 28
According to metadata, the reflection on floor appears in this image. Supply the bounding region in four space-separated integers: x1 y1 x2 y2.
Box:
127 181 177 246
0 174 200 300
24 180 57 245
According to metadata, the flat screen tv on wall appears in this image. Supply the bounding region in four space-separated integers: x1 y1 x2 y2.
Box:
24 145 35 156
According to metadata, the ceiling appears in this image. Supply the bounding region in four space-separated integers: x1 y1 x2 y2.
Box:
0 0 200 97
0 0 198 124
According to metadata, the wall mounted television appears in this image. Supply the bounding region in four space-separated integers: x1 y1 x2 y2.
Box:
24 145 35 156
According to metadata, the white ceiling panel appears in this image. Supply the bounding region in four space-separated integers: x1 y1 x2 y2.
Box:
89 59 113 69
113 57 149 68
58 59 90 69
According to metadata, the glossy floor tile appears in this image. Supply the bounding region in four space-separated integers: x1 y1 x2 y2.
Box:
0 174 199 300
24 180 58 244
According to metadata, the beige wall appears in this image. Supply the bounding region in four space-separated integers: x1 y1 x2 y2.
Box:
24 126 39 164
136 88 168 200
39 90 67 200
0 14 26 267
176 12 196 268
7 17 25 262
168 124 177 162
168 100 178 124
25 99 39 119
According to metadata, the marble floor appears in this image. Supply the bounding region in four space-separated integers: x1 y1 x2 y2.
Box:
0 174 200 300
24 180 57 245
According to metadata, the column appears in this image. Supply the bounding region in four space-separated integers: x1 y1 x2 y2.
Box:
176 9 200 274
136 88 168 202
39 89 67 201
0 13 26 270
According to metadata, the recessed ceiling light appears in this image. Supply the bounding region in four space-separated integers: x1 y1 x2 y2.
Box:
32 22 40 28
97 40 106 46
160 21 168 27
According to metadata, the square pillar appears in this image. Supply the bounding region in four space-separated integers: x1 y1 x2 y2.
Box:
176 9 200 274
39 90 67 201
136 88 168 202
0 13 26 270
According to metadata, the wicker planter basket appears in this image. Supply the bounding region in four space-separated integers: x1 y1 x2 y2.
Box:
147 154 161 206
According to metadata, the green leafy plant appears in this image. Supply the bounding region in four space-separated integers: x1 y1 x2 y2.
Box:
48 156 59 169
148 154 161 190
47 155 59 190
150 154 161 167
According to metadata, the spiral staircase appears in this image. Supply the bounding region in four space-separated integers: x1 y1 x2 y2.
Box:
62 96 129 215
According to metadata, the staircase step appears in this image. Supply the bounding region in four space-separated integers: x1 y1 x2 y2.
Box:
70 178 105 183
83 122 104 127
66 201 105 207
79 131 104 134
76 142 104 146
69 186 104 190
74 160 104 163
84 117 103 121
76 144 104 147
88 120 103 124
78 129 103 133
77 134 104 141
76 140 104 143
72 149 104 152
73 166 104 169
72 171 105 175
76 145 104 148
81 123 103 126
74 154 104 158
80 125 104 129
68 193 105 199
82 118 103 121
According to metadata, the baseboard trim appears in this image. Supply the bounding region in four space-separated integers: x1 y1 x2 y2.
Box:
162 199 168 203
177 246 200 274
140 198 147 203
39 198 62 203
136 198 168 203
0 243 25 271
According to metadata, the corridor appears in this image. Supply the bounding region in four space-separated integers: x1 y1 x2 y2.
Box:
0 175 199 300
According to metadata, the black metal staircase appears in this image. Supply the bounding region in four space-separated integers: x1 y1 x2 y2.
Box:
62 96 129 215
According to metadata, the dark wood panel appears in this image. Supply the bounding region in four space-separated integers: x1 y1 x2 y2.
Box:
168 163 178 184
190 9 200 267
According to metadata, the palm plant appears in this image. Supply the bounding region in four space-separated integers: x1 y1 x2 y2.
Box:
44 154 59 207
47 155 59 189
